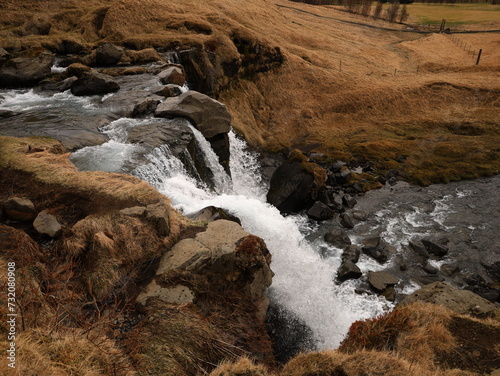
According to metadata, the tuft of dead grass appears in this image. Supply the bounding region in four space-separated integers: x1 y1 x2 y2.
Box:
209 356 272 376
0 327 135 376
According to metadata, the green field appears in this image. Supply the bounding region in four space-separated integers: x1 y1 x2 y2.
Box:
406 3 500 25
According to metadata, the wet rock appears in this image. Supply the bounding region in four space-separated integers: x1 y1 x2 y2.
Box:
66 63 91 78
33 210 62 238
388 177 398 186
127 119 217 185
307 201 335 221
339 213 354 229
423 262 439 274
186 206 241 225
35 76 78 93
156 84 183 98
267 151 326 214
352 210 368 221
362 237 393 264
158 65 185 86
336 167 351 184
337 260 362 282
342 195 357 208
421 239 449 258
399 281 498 317
179 47 220 95
0 50 54 88
394 254 408 271
324 228 351 249
441 264 460 277
95 43 123 66
131 98 161 118
342 245 361 263
3 197 37 222
155 91 231 139
70 71 120 96
145 202 170 237
416 274 445 285
0 110 16 118
409 240 429 259
367 271 399 291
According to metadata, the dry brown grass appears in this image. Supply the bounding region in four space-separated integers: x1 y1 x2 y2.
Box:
0 327 135 376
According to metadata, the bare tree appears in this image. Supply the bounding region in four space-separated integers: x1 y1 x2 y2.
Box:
398 4 409 23
386 1 400 23
372 1 384 19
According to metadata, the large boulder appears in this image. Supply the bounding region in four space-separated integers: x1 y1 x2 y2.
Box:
155 91 231 139
267 150 327 214
399 282 498 317
127 119 217 187
155 91 232 173
138 220 273 320
70 71 120 96
0 51 54 88
337 260 362 282
95 43 123 66
157 65 185 86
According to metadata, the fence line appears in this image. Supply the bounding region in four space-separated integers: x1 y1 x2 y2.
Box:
445 32 483 64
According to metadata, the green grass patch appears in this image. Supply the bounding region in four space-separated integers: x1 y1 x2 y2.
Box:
407 3 500 25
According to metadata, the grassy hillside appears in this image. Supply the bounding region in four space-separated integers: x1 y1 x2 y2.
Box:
0 0 499 184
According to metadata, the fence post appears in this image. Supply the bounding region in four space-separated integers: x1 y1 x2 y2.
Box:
476 49 482 65
340 60 342 72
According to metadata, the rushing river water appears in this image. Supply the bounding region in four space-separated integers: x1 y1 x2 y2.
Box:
1 85 498 352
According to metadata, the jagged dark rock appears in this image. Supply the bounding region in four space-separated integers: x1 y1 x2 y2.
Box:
70 71 120 96
339 213 354 229
95 43 124 66
186 206 241 225
307 201 335 221
0 50 54 88
337 260 362 282
342 245 361 263
421 239 449 258
324 228 351 249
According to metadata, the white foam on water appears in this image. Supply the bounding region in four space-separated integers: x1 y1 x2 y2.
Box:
0 89 96 111
51 65 67 74
70 140 144 173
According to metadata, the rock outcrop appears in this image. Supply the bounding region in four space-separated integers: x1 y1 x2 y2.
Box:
267 150 327 214
155 91 232 172
399 281 498 317
0 50 54 88
70 71 120 96
3 197 37 222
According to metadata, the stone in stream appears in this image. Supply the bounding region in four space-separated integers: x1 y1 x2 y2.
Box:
342 194 357 209
267 150 326 215
341 245 361 263
440 264 460 277
324 228 351 249
156 84 183 98
423 262 439 274
352 210 368 221
337 260 362 282
0 50 54 88
421 239 449 258
339 213 354 229
35 76 78 93
70 71 120 96
361 236 395 264
157 65 185 86
3 197 37 222
409 240 430 259
155 90 232 173
33 210 62 238
307 201 335 221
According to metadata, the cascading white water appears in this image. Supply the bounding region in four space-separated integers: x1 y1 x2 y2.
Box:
134 127 392 349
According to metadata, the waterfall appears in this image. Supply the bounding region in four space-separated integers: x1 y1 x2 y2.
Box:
134 127 392 349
